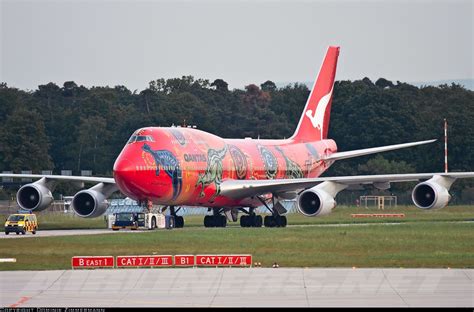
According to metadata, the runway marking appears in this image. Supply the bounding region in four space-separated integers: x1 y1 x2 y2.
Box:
9 296 30 307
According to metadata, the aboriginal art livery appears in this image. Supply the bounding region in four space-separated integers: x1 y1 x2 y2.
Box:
113 46 341 208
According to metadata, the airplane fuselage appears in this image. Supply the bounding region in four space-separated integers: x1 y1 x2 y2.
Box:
113 127 337 208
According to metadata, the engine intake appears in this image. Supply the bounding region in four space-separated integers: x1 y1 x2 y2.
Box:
412 176 453 210
297 187 336 217
72 183 117 218
72 190 107 218
16 178 54 211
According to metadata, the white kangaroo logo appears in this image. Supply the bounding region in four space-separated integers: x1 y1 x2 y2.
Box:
305 87 334 132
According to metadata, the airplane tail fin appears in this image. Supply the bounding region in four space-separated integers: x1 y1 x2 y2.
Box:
291 46 340 142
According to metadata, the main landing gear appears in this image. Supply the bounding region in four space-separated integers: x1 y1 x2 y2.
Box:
258 196 287 228
204 208 227 228
263 214 287 228
237 196 287 228
239 208 262 227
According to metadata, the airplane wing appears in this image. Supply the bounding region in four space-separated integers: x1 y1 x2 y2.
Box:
219 172 474 199
0 174 115 184
322 139 437 161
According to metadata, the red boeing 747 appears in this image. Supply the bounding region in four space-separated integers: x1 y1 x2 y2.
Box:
2 46 473 228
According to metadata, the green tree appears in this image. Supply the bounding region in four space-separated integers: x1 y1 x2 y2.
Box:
261 80 277 92
211 79 229 92
0 108 53 171
76 116 109 173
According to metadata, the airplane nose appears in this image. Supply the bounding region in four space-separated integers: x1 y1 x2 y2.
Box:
113 157 136 188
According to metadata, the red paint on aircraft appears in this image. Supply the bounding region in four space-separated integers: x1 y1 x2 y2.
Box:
113 46 340 208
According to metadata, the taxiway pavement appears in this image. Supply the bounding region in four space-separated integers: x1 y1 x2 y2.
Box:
1 268 473 307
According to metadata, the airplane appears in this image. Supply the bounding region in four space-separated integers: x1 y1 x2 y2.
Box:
1 46 473 228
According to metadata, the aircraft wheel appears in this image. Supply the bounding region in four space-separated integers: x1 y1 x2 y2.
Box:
204 215 214 228
151 217 157 229
219 215 227 228
240 215 247 227
255 215 263 227
264 216 272 227
244 215 252 227
274 215 281 227
280 216 287 227
175 216 184 228
265 216 277 228
247 215 254 227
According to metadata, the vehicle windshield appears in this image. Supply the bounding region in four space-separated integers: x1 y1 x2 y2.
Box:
8 215 25 222
115 213 134 222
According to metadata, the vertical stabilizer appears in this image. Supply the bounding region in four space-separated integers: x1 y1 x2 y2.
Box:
291 46 340 142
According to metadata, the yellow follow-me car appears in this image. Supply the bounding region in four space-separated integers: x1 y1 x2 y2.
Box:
4 213 38 235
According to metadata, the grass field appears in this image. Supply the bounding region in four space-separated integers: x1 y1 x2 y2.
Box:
0 205 473 270
1 205 473 230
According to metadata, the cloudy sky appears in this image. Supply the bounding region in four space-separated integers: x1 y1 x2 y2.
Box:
1 0 472 91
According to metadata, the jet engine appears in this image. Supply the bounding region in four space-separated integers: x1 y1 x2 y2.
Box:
72 183 117 218
297 180 351 218
411 176 454 210
297 187 336 217
16 178 54 211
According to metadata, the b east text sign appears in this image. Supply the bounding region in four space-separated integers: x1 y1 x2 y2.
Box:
72 254 252 269
71 256 114 268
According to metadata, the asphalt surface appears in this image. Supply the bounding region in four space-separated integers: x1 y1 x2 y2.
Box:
1 268 473 307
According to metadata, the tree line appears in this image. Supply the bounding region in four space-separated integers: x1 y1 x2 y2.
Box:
0 77 473 202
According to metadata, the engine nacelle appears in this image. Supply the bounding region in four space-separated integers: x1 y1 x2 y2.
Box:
16 178 54 211
297 187 336 217
72 189 108 218
412 177 452 210
72 183 117 218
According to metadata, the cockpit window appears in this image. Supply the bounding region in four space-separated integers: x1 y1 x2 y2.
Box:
127 135 154 144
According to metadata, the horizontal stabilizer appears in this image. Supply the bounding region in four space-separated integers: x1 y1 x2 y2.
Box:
324 139 437 162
